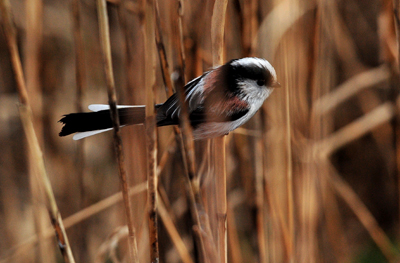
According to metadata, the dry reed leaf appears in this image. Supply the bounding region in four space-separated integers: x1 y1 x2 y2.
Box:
313 65 390 115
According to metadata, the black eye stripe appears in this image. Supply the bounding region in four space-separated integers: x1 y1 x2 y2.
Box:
257 80 265 86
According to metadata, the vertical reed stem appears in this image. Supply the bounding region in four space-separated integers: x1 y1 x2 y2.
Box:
283 45 294 261
255 133 267 263
211 0 228 262
71 0 87 261
143 0 159 261
25 0 50 262
162 1 218 260
213 137 227 263
96 0 139 261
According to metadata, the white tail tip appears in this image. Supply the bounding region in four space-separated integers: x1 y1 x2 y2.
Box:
73 128 113 140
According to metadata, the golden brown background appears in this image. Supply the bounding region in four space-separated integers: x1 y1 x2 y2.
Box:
0 0 399 262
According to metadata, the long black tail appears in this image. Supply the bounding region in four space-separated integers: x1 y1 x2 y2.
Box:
59 106 146 137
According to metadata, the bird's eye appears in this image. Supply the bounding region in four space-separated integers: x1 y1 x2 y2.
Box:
257 80 265 86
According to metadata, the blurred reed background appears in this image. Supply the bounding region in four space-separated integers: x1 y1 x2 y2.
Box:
1 0 400 262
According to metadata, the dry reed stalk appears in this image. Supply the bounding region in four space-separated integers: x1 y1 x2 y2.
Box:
154 0 174 96
25 7 45 246
96 0 139 261
0 1 75 262
326 162 400 263
153 0 186 144
176 56 216 263
211 1 228 262
175 48 215 263
25 1 51 261
71 0 87 260
175 0 186 81
157 192 194 263
254 121 267 263
212 137 227 263
145 117 159 263
25 0 43 140
28 175 51 263
152 4 197 256
211 0 228 67
143 0 159 261
241 0 258 56
282 43 294 262
117 0 148 234
166 1 219 261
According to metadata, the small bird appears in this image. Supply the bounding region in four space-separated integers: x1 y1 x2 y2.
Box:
59 57 279 140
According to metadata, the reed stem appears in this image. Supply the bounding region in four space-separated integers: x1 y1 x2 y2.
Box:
96 0 139 261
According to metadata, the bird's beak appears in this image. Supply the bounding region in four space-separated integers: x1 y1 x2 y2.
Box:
272 81 281 88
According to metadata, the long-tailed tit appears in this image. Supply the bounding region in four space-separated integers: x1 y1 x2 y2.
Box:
59 57 280 140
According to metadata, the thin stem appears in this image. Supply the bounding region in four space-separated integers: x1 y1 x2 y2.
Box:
155 0 215 260
71 0 87 261
96 0 139 261
283 44 294 261
143 0 159 261
211 0 228 262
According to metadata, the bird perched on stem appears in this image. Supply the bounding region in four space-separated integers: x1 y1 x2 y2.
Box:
59 57 280 140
